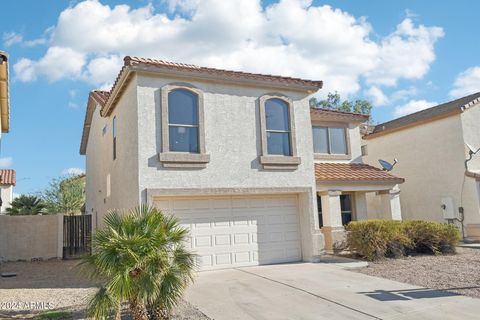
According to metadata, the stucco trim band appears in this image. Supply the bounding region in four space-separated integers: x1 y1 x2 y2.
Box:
146 187 312 203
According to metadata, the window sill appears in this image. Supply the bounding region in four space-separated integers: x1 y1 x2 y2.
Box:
259 155 301 170
314 154 351 161
159 152 210 168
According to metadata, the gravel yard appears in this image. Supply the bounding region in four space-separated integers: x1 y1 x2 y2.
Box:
352 247 480 299
0 260 209 319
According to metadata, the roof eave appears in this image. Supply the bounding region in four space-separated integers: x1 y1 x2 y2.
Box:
363 108 462 140
130 64 322 93
79 96 98 155
310 111 369 123
316 178 405 185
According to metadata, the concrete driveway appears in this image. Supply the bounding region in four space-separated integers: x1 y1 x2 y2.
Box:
185 262 479 320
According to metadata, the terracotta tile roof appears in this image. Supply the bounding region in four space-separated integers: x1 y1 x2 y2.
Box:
310 108 369 122
98 56 323 116
315 163 404 184
366 92 480 139
90 90 110 107
125 56 323 88
0 169 15 185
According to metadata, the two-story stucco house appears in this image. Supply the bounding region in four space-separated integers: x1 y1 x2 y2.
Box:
363 92 480 241
80 56 403 270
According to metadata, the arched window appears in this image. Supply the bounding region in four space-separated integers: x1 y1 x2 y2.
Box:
167 89 199 153
265 98 291 156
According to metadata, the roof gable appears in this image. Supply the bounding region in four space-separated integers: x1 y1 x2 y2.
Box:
366 92 480 139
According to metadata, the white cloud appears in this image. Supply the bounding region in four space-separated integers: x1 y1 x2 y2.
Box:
449 66 480 98
394 99 437 117
13 58 37 81
12 0 443 97
2 31 47 48
62 167 85 176
3 32 23 47
23 38 47 47
390 86 418 102
366 18 444 86
14 47 85 82
0 157 13 168
365 86 388 106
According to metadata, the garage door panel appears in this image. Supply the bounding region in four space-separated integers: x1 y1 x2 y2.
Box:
154 194 302 270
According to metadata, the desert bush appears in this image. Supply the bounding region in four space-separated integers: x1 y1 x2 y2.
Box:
345 220 411 261
403 220 460 255
346 220 460 260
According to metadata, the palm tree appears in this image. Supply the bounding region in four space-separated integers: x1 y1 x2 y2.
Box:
81 205 196 320
5 195 46 215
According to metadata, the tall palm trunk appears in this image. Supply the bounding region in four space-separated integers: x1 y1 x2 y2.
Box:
150 305 170 320
129 298 149 320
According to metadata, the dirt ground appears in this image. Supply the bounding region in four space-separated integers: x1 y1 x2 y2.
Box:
0 259 208 319
352 247 480 299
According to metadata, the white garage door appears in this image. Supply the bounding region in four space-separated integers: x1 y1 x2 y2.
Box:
154 194 302 271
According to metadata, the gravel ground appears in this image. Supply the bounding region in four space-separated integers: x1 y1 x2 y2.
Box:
0 260 209 319
352 247 480 298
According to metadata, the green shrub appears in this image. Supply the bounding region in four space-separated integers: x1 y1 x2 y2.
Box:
403 220 460 255
346 220 411 261
346 220 460 260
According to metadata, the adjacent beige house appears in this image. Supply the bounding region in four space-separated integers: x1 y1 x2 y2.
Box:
363 92 480 241
0 169 15 213
81 56 403 270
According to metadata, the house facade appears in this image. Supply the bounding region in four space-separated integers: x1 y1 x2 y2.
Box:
0 169 15 213
81 56 403 270
363 92 480 241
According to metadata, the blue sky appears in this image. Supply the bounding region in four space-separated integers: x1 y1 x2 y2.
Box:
1 0 479 194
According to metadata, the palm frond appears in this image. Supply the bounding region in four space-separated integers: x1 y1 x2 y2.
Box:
87 287 120 320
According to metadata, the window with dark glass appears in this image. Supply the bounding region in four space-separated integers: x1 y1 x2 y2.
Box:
340 194 353 225
265 98 291 156
317 195 323 228
312 126 347 154
317 194 353 228
112 116 117 160
168 89 199 153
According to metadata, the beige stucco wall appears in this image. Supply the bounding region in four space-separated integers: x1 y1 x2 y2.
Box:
85 79 140 229
134 74 322 260
135 74 316 192
0 215 62 261
363 113 476 225
0 185 13 213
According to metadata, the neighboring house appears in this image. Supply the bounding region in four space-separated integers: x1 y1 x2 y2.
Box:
363 92 480 241
80 56 403 270
0 51 10 140
0 169 15 213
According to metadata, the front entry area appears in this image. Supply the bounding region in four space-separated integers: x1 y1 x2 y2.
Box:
153 194 302 270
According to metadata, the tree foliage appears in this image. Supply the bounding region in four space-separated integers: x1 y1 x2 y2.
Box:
40 175 85 215
5 195 46 215
310 91 373 117
81 205 196 320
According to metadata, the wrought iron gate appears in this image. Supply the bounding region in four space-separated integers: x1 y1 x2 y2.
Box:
63 215 92 259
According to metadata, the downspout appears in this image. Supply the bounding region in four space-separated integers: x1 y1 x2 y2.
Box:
0 51 9 134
